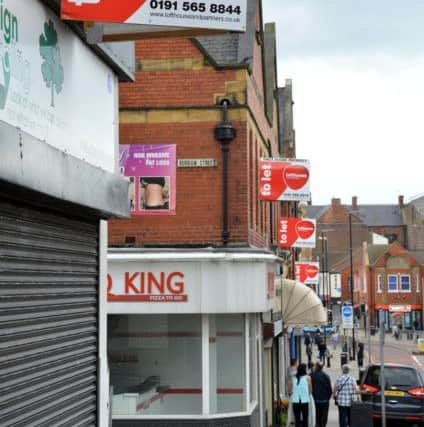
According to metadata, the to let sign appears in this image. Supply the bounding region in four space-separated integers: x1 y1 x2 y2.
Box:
278 217 316 248
259 159 311 202
61 0 247 32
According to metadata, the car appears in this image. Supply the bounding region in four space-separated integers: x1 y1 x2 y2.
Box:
360 363 424 426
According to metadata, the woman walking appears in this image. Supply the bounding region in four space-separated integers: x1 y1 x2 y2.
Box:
289 363 312 427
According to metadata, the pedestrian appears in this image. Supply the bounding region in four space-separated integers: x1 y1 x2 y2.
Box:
289 363 312 427
318 340 327 364
413 319 419 341
310 362 332 427
304 332 312 348
357 342 364 368
331 331 339 350
393 323 399 340
306 343 313 367
315 332 322 347
334 364 357 427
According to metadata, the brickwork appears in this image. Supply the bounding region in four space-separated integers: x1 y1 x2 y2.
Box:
110 26 280 248
336 242 423 324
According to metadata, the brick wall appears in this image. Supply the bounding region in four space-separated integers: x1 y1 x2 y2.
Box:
110 35 280 248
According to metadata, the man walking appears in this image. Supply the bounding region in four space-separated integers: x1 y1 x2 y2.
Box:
334 364 357 427
318 339 327 364
310 362 332 427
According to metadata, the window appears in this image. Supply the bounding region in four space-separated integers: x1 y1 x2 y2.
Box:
417 274 421 293
249 315 258 403
388 275 398 292
209 314 246 413
400 275 411 292
377 274 382 293
108 314 202 416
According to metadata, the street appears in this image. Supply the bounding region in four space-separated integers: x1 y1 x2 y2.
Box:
299 330 424 427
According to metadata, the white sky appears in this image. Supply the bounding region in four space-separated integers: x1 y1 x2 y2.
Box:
263 0 424 205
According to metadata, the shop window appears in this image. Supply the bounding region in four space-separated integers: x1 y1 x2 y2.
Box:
249 314 258 403
209 314 246 413
387 275 398 292
400 275 411 292
108 314 202 416
377 274 382 293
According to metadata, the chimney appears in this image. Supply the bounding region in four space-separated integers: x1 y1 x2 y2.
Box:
398 195 404 208
331 198 341 208
352 196 358 210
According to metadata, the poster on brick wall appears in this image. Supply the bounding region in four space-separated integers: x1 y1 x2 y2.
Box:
119 144 176 215
295 262 320 286
278 217 316 248
259 159 311 201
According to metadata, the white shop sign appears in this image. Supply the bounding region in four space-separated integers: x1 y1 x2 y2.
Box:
0 0 116 172
107 256 276 314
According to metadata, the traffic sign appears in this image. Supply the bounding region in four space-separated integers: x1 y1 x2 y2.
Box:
342 305 354 329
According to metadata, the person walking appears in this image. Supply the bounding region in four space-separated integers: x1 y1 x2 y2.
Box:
310 362 332 427
331 331 339 350
289 363 312 427
334 364 357 427
318 339 327 364
357 342 364 368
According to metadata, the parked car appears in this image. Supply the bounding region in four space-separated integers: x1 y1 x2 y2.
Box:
360 363 424 425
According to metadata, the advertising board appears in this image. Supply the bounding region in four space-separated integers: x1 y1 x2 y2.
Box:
295 262 320 286
120 144 176 215
259 159 311 202
278 217 316 248
61 0 247 32
0 0 117 172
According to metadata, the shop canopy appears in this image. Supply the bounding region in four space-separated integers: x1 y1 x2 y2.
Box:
279 278 327 327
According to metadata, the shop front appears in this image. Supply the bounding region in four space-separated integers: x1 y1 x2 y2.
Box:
106 249 280 427
375 304 422 330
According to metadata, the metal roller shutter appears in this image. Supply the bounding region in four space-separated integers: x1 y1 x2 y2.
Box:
0 197 99 426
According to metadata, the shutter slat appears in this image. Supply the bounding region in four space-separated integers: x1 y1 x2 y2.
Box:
0 198 98 426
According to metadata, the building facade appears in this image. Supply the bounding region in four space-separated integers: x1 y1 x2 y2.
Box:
107 1 292 426
332 242 423 329
0 0 131 425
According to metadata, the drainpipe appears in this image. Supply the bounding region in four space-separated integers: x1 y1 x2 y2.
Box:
214 100 237 245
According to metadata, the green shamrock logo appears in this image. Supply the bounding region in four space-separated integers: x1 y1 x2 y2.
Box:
39 20 64 107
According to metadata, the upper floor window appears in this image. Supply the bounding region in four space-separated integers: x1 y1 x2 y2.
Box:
377 274 382 293
387 275 398 292
400 275 411 292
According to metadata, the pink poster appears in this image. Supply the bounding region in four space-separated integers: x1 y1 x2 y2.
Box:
120 144 176 215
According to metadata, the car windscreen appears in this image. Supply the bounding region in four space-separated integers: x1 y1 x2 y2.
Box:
364 366 420 391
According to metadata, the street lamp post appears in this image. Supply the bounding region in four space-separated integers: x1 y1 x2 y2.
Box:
348 213 356 360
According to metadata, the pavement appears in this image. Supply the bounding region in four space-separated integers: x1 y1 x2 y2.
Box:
295 329 423 427
298 333 360 426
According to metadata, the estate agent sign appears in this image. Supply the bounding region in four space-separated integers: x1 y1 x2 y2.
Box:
278 217 316 248
259 159 311 202
61 0 247 32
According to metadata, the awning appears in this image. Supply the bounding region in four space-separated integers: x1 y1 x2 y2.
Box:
279 278 327 327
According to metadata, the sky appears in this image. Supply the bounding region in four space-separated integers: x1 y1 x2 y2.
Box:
262 0 424 206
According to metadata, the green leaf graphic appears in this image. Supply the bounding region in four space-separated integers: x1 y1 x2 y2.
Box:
39 20 64 107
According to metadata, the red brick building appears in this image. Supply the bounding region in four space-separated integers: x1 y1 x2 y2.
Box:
106 2 297 426
332 241 423 329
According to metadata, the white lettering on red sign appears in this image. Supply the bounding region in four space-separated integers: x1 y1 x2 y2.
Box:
279 219 288 245
260 164 272 196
